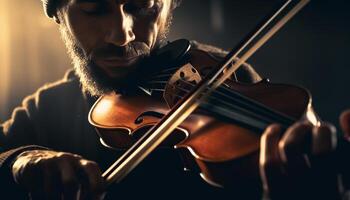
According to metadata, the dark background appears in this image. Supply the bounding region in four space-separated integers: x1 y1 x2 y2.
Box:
172 0 350 129
0 0 349 130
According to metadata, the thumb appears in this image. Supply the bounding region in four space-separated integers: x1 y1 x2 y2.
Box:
259 124 284 199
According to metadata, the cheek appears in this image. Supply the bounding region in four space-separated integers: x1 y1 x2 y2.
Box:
134 15 166 49
133 4 170 49
134 18 159 48
64 6 105 55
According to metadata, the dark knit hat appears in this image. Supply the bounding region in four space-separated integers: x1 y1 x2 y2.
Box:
41 0 57 18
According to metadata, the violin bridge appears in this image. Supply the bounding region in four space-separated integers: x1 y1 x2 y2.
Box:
163 63 202 108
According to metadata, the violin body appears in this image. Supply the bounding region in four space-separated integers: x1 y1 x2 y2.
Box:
89 48 319 187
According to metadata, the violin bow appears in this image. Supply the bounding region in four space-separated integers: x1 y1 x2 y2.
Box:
102 0 311 185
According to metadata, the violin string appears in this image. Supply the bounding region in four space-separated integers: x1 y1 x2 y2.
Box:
176 79 294 124
147 85 279 131
145 80 294 129
149 79 292 123
144 66 294 128
143 87 266 130
148 80 254 114
146 70 291 124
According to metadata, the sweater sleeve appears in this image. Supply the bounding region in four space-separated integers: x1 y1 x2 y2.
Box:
0 95 50 198
0 70 82 194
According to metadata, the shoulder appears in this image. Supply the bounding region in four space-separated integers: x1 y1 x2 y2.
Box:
34 69 81 98
189 40 262 83
21 69 83 115
1 69 83 138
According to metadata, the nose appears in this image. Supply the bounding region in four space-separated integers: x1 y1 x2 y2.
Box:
105 4 136 46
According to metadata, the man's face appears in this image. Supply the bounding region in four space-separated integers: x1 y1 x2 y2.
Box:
57 0 174 95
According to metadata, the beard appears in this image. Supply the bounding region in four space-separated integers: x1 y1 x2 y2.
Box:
59 16 172 96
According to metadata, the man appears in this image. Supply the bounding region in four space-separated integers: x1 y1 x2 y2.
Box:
0 0 348 199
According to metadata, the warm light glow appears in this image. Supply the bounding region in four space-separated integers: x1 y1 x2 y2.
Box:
95 100 115 117
0 0 71 122
306 105 320 126
197 119 206 127
0 0 11 120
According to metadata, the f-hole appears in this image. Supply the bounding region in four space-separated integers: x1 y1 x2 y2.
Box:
135 111 165 124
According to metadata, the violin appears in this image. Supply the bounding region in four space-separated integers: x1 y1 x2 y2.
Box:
88 0 314 189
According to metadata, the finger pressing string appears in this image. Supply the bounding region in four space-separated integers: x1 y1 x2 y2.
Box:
278 122 313 172
312 123 337 156
259 124 284 197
